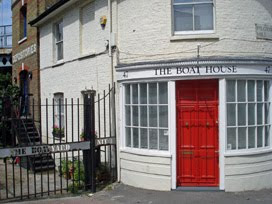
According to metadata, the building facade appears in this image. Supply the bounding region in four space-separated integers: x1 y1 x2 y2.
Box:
32 0 272 192
12 0 59 118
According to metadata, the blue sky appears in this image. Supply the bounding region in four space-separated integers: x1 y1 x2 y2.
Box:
0 0 12 26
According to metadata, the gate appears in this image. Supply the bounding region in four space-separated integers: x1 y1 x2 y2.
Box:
0 84 117 202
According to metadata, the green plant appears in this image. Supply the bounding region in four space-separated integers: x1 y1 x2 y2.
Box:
62 159 85 193
61 159 73 178
52 125 64 136
80 131 85 141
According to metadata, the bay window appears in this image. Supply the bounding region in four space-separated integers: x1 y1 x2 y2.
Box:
124 82 169 151
173 0 214 34
226 80 271 151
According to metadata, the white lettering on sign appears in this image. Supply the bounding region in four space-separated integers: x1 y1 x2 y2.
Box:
0 142 90 158
96 138 116 146
256 24 272 40
12 44 37 63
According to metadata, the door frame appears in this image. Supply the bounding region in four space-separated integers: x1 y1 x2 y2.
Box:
170 79 225 190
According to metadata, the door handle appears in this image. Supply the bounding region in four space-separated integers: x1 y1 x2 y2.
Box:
206 122 210 127
185 122 189 127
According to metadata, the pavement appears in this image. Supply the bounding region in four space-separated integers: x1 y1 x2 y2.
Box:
12 183 272 204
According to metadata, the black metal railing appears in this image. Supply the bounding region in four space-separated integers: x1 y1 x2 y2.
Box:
0 84 117 202
0 25 12 49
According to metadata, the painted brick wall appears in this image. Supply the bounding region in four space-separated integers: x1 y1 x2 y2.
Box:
39 0 113 140
117 0 272 64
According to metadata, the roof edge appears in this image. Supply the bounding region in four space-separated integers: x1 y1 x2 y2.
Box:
29 0 70 26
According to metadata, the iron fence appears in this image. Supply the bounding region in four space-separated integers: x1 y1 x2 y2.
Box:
0 84 117 202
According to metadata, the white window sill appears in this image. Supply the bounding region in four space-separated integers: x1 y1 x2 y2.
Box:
224 147 272 157
170 34 219 41
18 37 27 44
52 59 64 68
120 147 172 158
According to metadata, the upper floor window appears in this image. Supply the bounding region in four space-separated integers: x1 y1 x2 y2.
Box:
54 20 63 61
173 0 214 34
20 5 27 39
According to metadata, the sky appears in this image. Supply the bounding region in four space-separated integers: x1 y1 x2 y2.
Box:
0 0 12 26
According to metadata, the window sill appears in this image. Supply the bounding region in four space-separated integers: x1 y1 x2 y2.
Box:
18 37 27 44
120 148 171 158
224 147 272 157
52 60 65 68
170 34 219 42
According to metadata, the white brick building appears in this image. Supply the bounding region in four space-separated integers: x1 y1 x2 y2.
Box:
31 0 272 192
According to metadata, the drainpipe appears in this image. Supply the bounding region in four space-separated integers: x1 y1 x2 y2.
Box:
108 0 114 85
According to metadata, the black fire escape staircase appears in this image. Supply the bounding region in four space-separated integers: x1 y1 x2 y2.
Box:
17 118 55 172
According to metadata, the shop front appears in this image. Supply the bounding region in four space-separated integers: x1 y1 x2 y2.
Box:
116 58 272 192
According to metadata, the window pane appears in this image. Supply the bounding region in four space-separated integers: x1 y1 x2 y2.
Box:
140 128 148 149
159 106 168 128
132 84 138 104
238 127 246 149
125 106 131 126
132 106 139 126
238 104 246 126
125 85 130 104
57 42 63 60
159 129 169 151
149 83 157 104
227 104 236 126
140 106 147 127
265 103 270 124
174 0 193 3
237 80 246 102
140 83 147 104
126 127 131 147
194 4 213 31
257 81 263 101
133 128 139 148
265 126 270 147
247 80 255 102
248 127 256 149
227 128 236 150
257 126 263 147
257 103 263 125
149 129 158 150
159 83 168 104
248 103 255 125
149 106 158 127
174 5 193 31
264 81 269 101
227 80 236 102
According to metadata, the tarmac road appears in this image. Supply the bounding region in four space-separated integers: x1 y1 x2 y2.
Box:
14 183 272 204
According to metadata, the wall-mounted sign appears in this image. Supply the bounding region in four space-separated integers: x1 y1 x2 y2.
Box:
0 141 90 158
13 44 37 63
256 24 272 40
117 64 272 81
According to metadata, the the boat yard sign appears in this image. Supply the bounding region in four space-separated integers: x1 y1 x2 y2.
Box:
0 141 90 158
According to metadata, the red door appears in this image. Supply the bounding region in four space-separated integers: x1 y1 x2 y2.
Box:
176 80 219 187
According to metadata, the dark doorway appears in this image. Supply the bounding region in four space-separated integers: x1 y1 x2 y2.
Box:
19 70 29 116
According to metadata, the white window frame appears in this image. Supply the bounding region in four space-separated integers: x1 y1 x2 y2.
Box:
172 0 215 35
54 19 64 62
225 79 272 152
122 82 170 152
